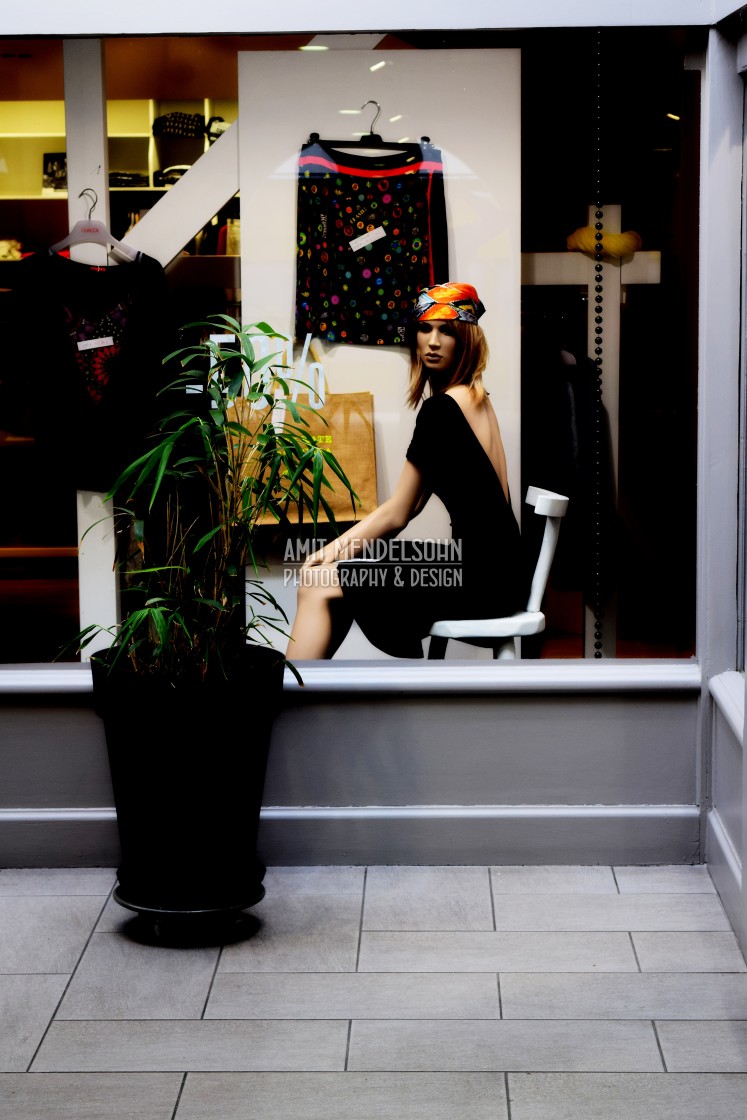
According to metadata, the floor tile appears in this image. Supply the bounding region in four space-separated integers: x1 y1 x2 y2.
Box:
501 972 747 1019
175 1072 508 1120
0 897 105 974
490 894 729 932
0 1072 183 1120
262 867 366 895
358 931 638 972
206 972 500 1019
362 867 494 931
2 860 745 1115
0 975 68 1072
94 895 141 934
347 1019 663 1072
56 933 219 1020
32 1020 349 1072
657 1021 747 1071
633 932 747 972
219 893 362 973
0 869 116 896
506 1072 747 1120
491 867 617 894
614 865 716 894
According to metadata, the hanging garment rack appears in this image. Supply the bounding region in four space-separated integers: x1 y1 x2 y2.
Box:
304 100 433 157
49 188 139 262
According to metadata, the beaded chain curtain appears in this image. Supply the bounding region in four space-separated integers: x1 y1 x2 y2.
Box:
591 29 606 659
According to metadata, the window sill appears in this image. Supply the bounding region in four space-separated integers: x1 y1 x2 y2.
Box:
0 659 702 695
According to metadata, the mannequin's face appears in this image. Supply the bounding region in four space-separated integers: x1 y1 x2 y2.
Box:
416 319 459 376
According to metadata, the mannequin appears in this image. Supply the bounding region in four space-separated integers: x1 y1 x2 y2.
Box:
288 282 526 659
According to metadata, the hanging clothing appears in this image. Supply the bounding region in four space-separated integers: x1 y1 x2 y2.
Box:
295 139 449 347
11 251 172 493
339 392 526 657
521 346 617 599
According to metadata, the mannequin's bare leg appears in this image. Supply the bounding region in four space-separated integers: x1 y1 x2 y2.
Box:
287 562 352 659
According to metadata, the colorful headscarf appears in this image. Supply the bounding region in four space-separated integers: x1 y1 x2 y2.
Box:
413 282 485 324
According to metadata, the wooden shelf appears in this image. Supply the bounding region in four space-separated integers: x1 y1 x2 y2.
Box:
0 192 68 200
0 547 78 560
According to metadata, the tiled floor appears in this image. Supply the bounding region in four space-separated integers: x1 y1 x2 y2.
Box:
1 864 746 1118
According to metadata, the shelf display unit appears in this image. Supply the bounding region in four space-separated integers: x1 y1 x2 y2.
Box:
107 99 152 189
0 98 237 248
0 100 67 199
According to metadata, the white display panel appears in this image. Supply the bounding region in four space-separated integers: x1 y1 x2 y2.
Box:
238 48 521 658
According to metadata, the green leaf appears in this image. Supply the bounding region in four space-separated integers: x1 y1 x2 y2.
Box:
148 443 174 510
193 524 224 552
247 320 287 339
247 350 283 378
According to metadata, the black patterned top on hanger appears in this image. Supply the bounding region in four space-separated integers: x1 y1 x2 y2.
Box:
295 138 449 348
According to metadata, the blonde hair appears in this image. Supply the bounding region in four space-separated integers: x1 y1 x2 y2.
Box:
406 320 489 408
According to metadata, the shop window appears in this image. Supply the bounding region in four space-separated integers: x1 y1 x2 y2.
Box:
0 29 701 664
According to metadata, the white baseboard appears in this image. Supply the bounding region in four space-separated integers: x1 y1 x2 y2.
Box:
260 804 698 822
705 807 745 951
706 807 742 888
0 803 700 867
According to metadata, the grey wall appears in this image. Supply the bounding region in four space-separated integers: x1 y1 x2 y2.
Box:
268 691 697 807
0 685 701 867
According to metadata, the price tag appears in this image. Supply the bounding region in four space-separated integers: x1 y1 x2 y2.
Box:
77 337 114 352
349 226 386 252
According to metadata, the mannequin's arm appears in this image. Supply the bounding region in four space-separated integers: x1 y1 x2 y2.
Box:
304 459 426 567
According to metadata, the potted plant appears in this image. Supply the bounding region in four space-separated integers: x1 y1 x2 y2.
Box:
76 315 354 935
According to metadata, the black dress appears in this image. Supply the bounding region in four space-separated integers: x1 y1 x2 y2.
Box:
339 392 526 657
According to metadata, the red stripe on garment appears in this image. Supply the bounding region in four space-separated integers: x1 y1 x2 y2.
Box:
299 154 444 178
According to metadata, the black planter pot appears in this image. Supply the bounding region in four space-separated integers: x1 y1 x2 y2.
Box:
91 644 284 924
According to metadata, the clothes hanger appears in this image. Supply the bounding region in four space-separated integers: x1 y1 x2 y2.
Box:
49 188 139 262
304 100 434 161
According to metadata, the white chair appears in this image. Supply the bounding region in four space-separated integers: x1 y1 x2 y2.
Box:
427 486 570 660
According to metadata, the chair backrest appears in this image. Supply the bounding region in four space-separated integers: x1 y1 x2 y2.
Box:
524 486 569 613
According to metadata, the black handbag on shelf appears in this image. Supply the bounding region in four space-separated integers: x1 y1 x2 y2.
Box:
152 112 206 139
